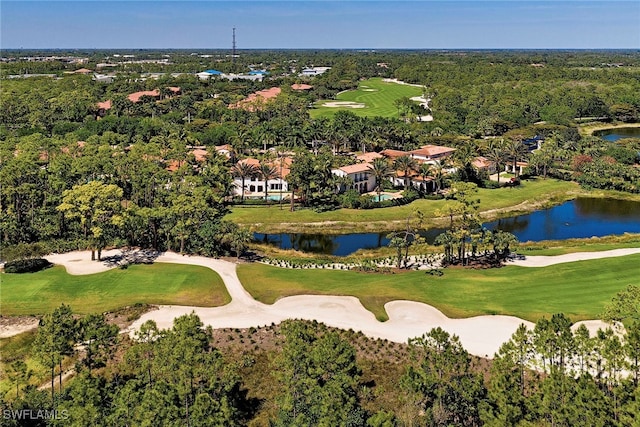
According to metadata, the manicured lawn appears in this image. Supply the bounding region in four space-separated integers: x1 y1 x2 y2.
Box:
310 77 424 119
1 263 230 316
237 253 640 322
227 178 580 233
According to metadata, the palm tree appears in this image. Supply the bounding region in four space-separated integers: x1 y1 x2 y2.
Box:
367 158 394 201
393 155 418 191
258 163 279 202
418 163 435 193
504 137 528 178
485 139 507 184
231 161 257 202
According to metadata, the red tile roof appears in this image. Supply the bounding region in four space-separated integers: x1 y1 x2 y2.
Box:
229 87 282 110
291 83 313 90
356 152 383 163
97 100 112 110
409 145 456 158
338 163 372 174
380 149 408 159
128 90 160 103
191 149 209 162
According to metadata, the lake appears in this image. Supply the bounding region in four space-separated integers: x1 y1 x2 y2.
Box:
254 198 640 256
595 127 640 142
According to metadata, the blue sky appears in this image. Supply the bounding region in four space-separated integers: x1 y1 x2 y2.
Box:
2 1 639 49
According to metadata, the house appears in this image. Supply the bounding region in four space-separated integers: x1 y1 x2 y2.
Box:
408 144 456 164
232 157 291 198
229 87 281 111
331 163 376 194
127 90 160 103
356 152 383 163
472 156 497 174
380 149 409 160
214 144 233 159
291 83 313 91
505 161 529 176
197 69 223 80
300 67 331 77
96 100 112 117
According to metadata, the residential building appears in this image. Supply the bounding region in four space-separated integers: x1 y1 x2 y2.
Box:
331 163 375 194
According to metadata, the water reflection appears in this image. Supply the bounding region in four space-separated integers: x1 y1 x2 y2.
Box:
255 198 640 255
594 127 640 142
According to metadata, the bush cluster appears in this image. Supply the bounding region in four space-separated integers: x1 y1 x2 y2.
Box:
4 258 52 273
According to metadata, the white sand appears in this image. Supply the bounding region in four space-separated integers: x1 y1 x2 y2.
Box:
20 248 634 358
509 247 640 267
322 101 365 108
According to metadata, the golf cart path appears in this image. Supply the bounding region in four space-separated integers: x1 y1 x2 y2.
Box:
41 248 640 358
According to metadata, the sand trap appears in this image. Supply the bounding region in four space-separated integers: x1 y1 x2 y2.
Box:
0 316 39 338
362 89 377 92
18 248 633 358
509 247 640 267
322 101 365 108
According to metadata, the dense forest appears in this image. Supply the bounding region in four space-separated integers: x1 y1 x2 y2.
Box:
3 303 640 426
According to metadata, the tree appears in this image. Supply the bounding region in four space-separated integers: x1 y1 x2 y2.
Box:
258 162 278 202
602 285 640 322
404 327 487 426
33 304 77 405
393 155 418 191
272 320 366 426
57 181 124 261
485 139 507 184
78 313 119 373
503 137 528 178
367 157 394 201
231 161 257 202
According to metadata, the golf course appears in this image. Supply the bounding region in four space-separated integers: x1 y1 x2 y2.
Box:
310 77 424 119
237 253 640 322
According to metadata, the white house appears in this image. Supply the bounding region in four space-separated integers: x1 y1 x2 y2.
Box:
300 67 331 77
331 163 376 194
232 158 291 199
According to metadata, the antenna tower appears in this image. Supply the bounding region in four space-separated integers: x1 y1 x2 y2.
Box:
232 27 236 63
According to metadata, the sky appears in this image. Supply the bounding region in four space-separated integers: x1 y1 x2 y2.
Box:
1 1 639 49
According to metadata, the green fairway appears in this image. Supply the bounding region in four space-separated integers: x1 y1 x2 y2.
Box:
227 178 580 233
1 263 230 316
237 253 640 322
310 77 424 119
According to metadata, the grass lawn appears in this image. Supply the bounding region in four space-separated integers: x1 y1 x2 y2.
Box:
237 253 640 323
228 178 581 233
1 263 230 316
310 77 423 119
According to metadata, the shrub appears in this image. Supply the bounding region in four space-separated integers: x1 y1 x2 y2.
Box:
4 258 52 274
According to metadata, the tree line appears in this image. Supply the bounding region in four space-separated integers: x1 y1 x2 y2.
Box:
3 300 640 426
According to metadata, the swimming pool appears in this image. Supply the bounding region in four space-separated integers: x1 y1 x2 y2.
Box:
372 194 393 202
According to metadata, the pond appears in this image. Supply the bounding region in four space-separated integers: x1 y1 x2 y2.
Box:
254 198 640 256
594 127 640 142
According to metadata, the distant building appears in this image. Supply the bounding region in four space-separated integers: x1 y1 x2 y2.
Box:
300 67 331 77
408 145 456 164
291 83 313 91
229 87 282 111
197 69 223 80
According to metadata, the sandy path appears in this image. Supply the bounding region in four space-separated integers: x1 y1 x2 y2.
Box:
25 248 633 358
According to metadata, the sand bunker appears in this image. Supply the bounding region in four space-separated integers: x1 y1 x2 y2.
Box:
7 248 636 358
322 101 366 108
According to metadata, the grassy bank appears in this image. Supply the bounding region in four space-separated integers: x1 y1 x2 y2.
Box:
310 77 423 119
228 179 581 233
237 253 640 322
578 121 640 137
1 263 230 316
